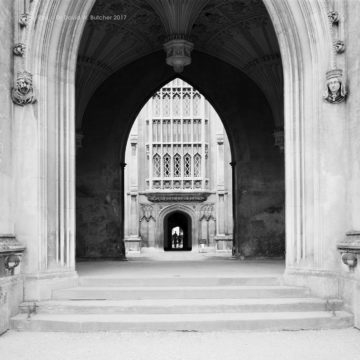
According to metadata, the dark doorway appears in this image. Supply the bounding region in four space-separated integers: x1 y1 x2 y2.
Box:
164 212 192 251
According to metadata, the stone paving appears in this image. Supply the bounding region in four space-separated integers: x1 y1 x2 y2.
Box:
3 254 359 359
76 252 285 278
1 328 360 360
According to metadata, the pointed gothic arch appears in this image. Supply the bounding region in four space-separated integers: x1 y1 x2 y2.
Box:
16 0 337 303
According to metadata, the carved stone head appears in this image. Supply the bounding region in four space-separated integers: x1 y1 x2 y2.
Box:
324 69 347 104
12 71 36 106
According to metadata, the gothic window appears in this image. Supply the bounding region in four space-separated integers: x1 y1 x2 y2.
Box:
152 92 161 117
173 119 181 142
152 120 161 142
173 89 181 116
183 119 191 142
163 120 171 142
174 153 181 177
183 89 191 117
193 119 201 142
194 153 201 177
163 89 171 117
146 80 209 190
193 91 201 117
153 154 161 177
184 153 191 177
163 153 171 177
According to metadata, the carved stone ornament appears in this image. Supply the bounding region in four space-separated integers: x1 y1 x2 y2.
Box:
12 71 37 106
328 10 339 25
140 204 155 222
200 204 215 221
163 38 194 73
19 13 30 27
144 192 210 203
273 128 284 152
13 43 26 56
334 40 345 54
337 231 360 270
0 235 25 277
323 69 347 104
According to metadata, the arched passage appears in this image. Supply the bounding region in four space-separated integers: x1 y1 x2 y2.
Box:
164 211 192 251
76 50 282 259
16 0 336 301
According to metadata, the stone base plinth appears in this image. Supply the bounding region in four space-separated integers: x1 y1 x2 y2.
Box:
124 237 142 253
215 236 233 252
24 271 78 301
284 267 360 329
0 275 23 334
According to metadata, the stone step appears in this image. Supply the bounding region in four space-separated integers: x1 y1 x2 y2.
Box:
19 298 344 314
11 311 353 332
79 276 281 287
52 285 310 300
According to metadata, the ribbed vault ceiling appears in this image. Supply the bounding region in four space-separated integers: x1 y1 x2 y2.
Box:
76 0 283 128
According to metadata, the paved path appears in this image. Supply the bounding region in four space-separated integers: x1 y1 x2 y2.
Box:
1 329 359 360
76 253 285 278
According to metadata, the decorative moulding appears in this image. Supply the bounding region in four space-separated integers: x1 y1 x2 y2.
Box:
328 10 339 25
12 71 37 106
337 231 360 270
143 192 211 203
334 40 345 54
19 13 30 27
13 43 26 56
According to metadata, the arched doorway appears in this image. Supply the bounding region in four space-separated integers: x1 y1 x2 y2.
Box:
164 211 192 251
19 0 336 303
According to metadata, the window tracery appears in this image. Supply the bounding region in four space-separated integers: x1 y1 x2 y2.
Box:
174 153 181 177
163 153 171 177
184 153 191 177
147 80 209 190
194 153 201 177
152 92 161 117
153 154 161 177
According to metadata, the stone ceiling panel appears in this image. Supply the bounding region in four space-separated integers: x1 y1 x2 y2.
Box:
76 0 283 129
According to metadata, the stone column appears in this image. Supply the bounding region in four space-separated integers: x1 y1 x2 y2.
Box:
124 134 141 252
230 161 238 255
119 162 127 256
216 133 225 235
0 1 14 236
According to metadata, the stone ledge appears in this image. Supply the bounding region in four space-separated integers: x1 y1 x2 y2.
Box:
124 236 142 253
337 231 360 269
0 235 25 277
0 235 25 254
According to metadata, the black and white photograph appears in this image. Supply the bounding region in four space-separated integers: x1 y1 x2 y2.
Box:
0 0 360 359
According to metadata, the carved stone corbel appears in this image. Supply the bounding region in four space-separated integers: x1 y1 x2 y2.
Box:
337 231 360 270
12 71 37 106
0 235 25 276
323 69 347 104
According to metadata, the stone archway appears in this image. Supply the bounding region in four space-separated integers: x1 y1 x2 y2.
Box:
163 211 192 251
158 204 197 251
16 0 337 300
